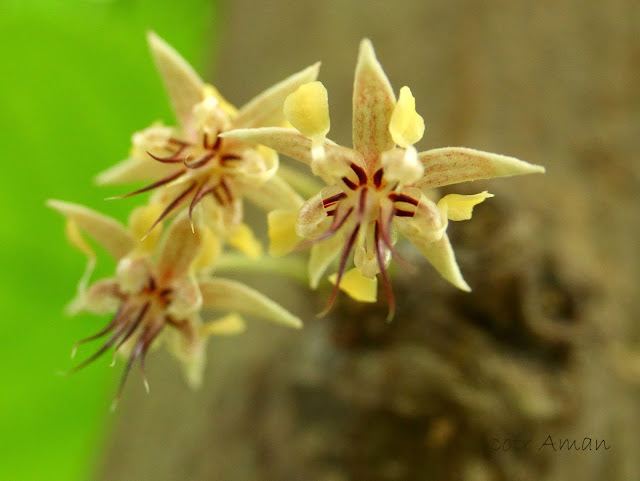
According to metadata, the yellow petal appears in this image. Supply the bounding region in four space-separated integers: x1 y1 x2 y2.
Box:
128 203 164 253
200 313 247 336
389 86 425 148
412 234 471 292
228 223 263 259
437 191 493 221
202 84 237 118
283 81 330 140
192 226 221 272
268 209 302 257
328 267 378 303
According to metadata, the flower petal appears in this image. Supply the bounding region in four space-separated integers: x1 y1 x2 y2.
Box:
389 86 425 148
416 147 546 189
228 223 263 260
233 62 321 129
437 191 493 221
147 31 205 129
200 313 247 336
328 267 378 302
283 81 330 141
244 174 304 212
95 157 175 185
192 226 221 273
268 209 302 257
296 189 333 238
47 200 136 260
128 203 164 254
156 214 202 283
393 191 445 245
412 234 471 292
199 278 303 328
221 127 313 164
352 39 396 163
308 235 343 289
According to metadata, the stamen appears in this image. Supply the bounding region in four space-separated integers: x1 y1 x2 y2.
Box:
220 179 233 202
350 163 368 186
110 302 150 365
142 182 197 240
146 148 187 163
319 224 361 316
322 192 347 208
341 176 358 190
107 169 186 200
388 193 419 206
184 152 214 169
373 168 384 188
70 305 126 358
62 323 128 375
358 188 368 216
220 154 242 165
110 340 144 411
394 209 415 217
375 221 395 321
188 182 214 231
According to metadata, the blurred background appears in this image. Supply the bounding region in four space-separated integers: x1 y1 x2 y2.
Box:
1 0 638 480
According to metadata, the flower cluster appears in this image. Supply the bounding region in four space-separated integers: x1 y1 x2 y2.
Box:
51 33 543 402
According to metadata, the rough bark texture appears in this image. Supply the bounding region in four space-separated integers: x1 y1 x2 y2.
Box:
98 1 640 480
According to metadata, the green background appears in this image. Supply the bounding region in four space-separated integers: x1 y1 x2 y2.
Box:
0 1 217 479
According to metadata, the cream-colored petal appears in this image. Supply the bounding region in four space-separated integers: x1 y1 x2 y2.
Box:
411 233 471 292
200 278 303 329
389 86 425 148
80 278 121 314
167 277 203 319
393 191 445 245
438 191 493 221
284 81 330 141
116 256 153 294
221 127 313 164
308 235 343 289
416 147 545 189
268 209 302 257
296 189 333 238
352 39 396 163
200 313 247 336
244 174 304 212
156 214 202 283
47 200 135 260
328 267 378 302
147 31 205 129
228 223 263 260
164 320 205 389
95 157 174 185
234 62 321 129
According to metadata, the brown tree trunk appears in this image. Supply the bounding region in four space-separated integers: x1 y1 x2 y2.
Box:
98 1 640 480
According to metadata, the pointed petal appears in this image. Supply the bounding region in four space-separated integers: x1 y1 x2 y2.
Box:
147 31 204 129
411 233 471 292
47 200 135 259
308 235 343 289
234 62 321 129
95 157 171 185
416 147 546 189
201 313 247 336
438 191 493 221
156 214 202 283
244 174 304 212
352 39 396 163
328 267 377 302
268 209 302 257
199 278 303 329
228 223 263 259
221 127 361 174
128 203 164 254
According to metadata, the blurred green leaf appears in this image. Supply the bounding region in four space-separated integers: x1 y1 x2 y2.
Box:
0 0 218 479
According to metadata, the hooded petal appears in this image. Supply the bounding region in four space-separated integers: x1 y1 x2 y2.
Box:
199 278 303 329
233 62 321 129
147 31 205 129
352 39 396 163
47 200 136 260
416 147 546 189
156 214 202 283
393 192 445 245
411 233 471 292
